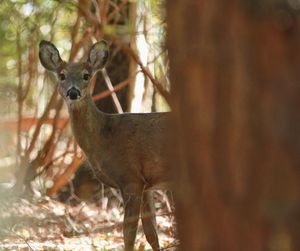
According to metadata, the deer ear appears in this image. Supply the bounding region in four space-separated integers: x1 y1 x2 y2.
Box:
88 40 109 72
39 40 63 71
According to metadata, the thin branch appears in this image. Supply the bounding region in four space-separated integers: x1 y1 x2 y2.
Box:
69 14 81 61
107 0 129 23
101 68 124 113
22 43 36 100
99 0 110 25
47 146 84 197
121 44 171 104
10 230 34 251
91 0 101 24
26 89 59 155
38 151 72 177
47 136 74 177
76 0 99 26
93 78 130 102
16 30 23 165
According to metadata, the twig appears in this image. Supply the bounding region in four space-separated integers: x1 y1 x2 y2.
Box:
76 0 99 26
65 213 82 233
121 44 171 104
10 230 35 251
37 150 72 176
69 14 81 61
16 29 23 167
107 0 129 23
91 0 101 24
93 78 130 102
47 146 84 197
101 68 124 113
26 90 59 155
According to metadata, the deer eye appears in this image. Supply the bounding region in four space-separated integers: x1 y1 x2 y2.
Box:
83 73 90 81
59 73 66 81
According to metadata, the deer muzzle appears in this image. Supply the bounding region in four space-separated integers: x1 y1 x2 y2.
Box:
66 87 81 100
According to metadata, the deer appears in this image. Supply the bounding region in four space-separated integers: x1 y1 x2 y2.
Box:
39 40 170 251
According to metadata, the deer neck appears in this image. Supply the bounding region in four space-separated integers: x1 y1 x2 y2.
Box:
67 94 104 152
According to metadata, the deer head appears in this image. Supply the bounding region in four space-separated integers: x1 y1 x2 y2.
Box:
39 40 109 108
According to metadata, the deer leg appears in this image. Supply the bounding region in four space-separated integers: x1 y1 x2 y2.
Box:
121 184 143 251
141 190 160 251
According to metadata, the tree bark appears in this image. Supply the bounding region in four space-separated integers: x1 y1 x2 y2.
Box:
167 1 300 250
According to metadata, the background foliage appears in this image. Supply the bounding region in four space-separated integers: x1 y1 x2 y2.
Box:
0 1 175 250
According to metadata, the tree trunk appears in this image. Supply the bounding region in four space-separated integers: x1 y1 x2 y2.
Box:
167 1 300 250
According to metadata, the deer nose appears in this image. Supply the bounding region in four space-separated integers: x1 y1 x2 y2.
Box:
67 87 81 100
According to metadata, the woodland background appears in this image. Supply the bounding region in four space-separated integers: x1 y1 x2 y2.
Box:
0 0 300 250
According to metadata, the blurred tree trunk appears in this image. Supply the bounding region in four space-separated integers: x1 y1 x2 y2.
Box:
167 0 300 251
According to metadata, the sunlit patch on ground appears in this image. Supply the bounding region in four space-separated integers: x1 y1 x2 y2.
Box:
0 196 178 250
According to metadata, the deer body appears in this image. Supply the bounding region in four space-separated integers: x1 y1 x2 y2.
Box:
70 94 169 189
39 40 169 251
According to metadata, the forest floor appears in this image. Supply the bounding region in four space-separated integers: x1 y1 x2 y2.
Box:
0 190 178 251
